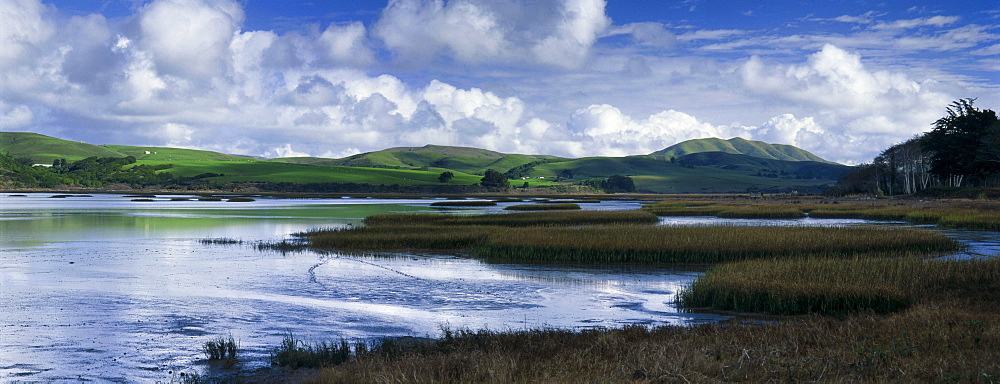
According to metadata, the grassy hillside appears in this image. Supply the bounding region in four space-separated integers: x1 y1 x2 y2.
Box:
652 137 831 163
674 152 849 179
2 131 847 193
0 132 126 163
385 144 507 159
102 145 253 162
289 145 564 175
140 160 484 185
532 155 842 193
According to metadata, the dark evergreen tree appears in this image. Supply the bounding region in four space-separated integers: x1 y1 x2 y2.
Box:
479 169 510 189
437 171 454 183
601 174 636 193
922 98 1000 186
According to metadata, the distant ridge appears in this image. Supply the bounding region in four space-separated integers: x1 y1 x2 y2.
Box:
652 137 831 163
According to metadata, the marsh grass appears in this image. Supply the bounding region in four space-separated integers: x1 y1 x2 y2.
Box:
203 335 238 365
477 225 960 264
269 201 998 382
271 333 352 368
680 257 1000 316
504 203 581 211
306 302 1000 383
270 333 428 369
304 211 960 264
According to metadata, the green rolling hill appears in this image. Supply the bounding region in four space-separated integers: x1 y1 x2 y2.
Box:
274 144 565 176
1 131 849 193
528 154 848 194
101 145 254 162
0 132 126 163
652 137 831 163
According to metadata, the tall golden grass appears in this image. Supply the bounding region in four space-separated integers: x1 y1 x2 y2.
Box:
680 257 1000 315
305 212 960 264
306 302 999 383
477 225 960 264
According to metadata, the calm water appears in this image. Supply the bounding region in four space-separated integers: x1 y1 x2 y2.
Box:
0 194 706 382
1 194 995 382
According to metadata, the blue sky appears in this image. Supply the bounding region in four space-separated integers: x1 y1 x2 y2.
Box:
2 0 998 163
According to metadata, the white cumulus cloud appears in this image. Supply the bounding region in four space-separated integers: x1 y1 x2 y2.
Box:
373 0 610 68
739 44 953 162
138 0 244 79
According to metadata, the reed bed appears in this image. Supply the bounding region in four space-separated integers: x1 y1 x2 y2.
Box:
680 257 1000 316
429 200 497 207
305 211 960 264
306 302 999 383
503 203 582 211
476 226 961 264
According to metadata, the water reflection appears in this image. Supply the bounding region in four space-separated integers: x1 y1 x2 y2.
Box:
0 194 715 382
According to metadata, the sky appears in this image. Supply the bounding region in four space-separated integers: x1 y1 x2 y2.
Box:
0 0 997 164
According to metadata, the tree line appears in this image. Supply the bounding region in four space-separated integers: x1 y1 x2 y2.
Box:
829 99 999 196
1 154 176 188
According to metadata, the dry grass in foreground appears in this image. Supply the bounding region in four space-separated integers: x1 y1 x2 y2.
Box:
304 301 998 383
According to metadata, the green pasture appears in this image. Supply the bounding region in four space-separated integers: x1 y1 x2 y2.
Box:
141 160 483 185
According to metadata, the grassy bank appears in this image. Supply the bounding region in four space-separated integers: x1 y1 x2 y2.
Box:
299 301 997 383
